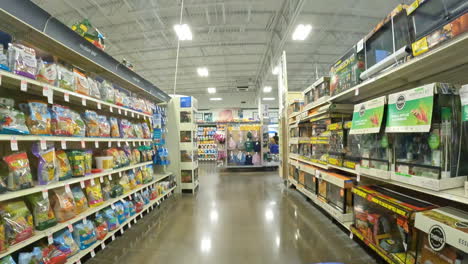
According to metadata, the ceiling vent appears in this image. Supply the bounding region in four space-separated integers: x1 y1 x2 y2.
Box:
236 85 249 92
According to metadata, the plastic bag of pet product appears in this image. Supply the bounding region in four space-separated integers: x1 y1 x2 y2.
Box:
133 193 144 213
0 98 29 135
83 110 99 137
133 123 144 139
127 201 136 216
71 186 88 214
18 247 42 264
105 148 119 168
72 220 97 250
98 115 110 137
41 244 67 264
113 202 126 224
84 150 92 175
53 229 79 257
102 208 119 231
132 149 141 164
19 100 51 135
114 89 123 106
50 104 73 136
141 189 150 205
0 200 34 246
109 179 123 198
26 192 57 230
36 60 57 85
119 119 133 138
118 149 130 167
55 150 72 181
141 123 151 139
87 77 101 99
85 179 104 208
2 152 34 191
99 80 115 103
93 212 108 240
109 117 120 138
121 200 130 219
7 43 37 79
66 150 85 177
32 143 58 185
0 225 8 256
57 65 74 91
73 69 89 96
118 173 132 194
70 111 85 137
127 170 137 189
0 256 16 264
50 188 76 222
100 178 112 201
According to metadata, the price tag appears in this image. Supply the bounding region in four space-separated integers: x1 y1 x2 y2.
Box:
350 232 354 239
64 92 69 102
146 208 150 213
76 260 81 264
90 179 95 186
132 141 136 147
111 235 115 241
125 141 129 146
42 190 48 199
43 86 50 96
101 243 106 250
157 201 160 206
0 75 2 85
20 80 27 91
120 228 124 235
131 112 135 118
68 224 73 232
82 98 86 106
80 181 85 188
48 235 53 245
40 139 47 150
111 204 116 210
95 141 99 148
129 195 133 201
97 102 101 110
47 90 53 104
108 175 112 180
357 174 361 182
90 250 95 258
151 205 154 210
65 184 71 193
118 172 122 177
81 140 86 148
118 108 122 114
133 218 137 224
110 106 113 113
128 222 132 228
355 88 359 96
83 218 87 224
117 141 121 147
108 141 112 147
61 140 67 149
99 176 104 183
10 136 18 151
124 110 127 116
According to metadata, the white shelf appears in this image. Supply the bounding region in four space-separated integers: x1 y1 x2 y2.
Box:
0 175 174 259
0 134 152 144
295 157 329 170
65 185 176 264
0 70 152 119
0 161 153 202
328 164 357 175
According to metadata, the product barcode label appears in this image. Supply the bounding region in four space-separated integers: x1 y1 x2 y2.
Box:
80 181 85 188
42 190 48 199
97 102 101 110
10 137 18 151
61 140 67 149
112 235 115 241
64 92 69 102
101 243 106 250
48 235 53 245
68 224 73 232
110 106 113 113
40 139 47 150
82 98 86 106
20 80 27 91
108 175 112 180
100 176 104 183
95 141 99 148
81 140 86 148
65 184 71 193
90 250 95 258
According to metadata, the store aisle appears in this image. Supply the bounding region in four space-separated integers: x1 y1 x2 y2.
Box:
89 164 377 264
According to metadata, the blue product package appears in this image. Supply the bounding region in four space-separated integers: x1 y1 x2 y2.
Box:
102 208 119 231
72 221 97 250
113 202 126 224
53 229 80 257
0 256 16 264
180 97 191 108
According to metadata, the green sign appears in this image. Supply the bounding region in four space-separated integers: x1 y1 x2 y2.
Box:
349 96 385 134
385 84 434 133
460 85 468 121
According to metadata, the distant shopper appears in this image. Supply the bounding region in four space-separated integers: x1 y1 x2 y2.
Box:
273 132 279 144
269 138 279 154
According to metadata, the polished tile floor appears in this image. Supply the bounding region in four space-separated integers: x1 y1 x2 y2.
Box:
89 164 378 264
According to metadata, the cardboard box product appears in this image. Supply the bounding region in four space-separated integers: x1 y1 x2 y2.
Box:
414 207 468 264
352 185 436 264
330 45 365 96
409 0 468 56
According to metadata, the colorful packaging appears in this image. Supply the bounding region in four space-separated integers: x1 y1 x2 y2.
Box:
133 193 144 213
50 104 73 136
109 117 120 138
119 173 131 194
32 143 58 185
121 200 130 219
99 80 115 103
0 200 34 246
141 123 151 139
97 115 110 137
127 170 137 189
25 193 57 230
55 150 72 181
102 208 119 231
53 229 79 257
118 150 130 167
41 245 67 264
0 217 6 252
8 43 37 79
100 178 112 200
119 119 134 138
36 60 57 85
85 179 104 207
105 148 119 168
128 201 136 216
71 186 88 214
93 213 108 240
88 77 101 99
2 152 34 191
57 65 74 91
134 169 143 186
109 179 123 198
114 89 123 106
133 124 143 138
84 150 92 175
50 188 76 222
141 189 150 204
0 98 29 135
132 149 141 164
70 111 86 137
66 150 86 177
72 220 97 250
20 100 51 135
0 256 16 264
113 202 126 224
18 247 42 264
83 110 99 137
73 69 89 95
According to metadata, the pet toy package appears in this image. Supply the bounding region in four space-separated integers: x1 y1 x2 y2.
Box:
83 110 99 137
102 209 119 231
85 179 104 208
66 150 86 177
93 212 108 240
50 104 73 136
109 117 120 138
73 69 90 96
55 150 72 181
57 65 74 91
36 60 57 85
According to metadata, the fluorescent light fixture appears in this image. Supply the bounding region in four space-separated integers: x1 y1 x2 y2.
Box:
292 24 312 40
272 66 280 75
210 98 222 101
207 87 216 94
197 67 209 77
263 97 275 101
174 24 193 40
200 237 211 252
263 86 272 93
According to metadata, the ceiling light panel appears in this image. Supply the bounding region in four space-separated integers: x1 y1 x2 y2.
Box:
263 86 272 93
210 98 222 101
207 87 216 94
292 24 312 41
263 97 275 101
174 24 193 40
197 67 209 77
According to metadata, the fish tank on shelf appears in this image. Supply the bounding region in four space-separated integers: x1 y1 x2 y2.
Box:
343 121 361 170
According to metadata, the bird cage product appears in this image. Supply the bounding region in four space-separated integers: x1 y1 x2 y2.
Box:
360 4 413 80
414 207 468 264
329 45 365 97
327 122 345 167
386 83 467 191
343 121 361 170
350 96 392 179
408 0 468 57
351 185 436 264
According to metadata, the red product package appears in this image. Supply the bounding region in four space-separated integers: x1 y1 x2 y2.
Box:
42 244 67 264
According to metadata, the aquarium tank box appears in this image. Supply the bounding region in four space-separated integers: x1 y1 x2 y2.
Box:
329 45 365 97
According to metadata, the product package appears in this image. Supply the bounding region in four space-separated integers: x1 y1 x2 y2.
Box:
109 117 120 138
88 77 101 99
102 208 119 231
26 192 57 231
32 143 58 185
119 119 133 138
50 104 73 136
1 152 34 191
329 45 365 96
57 65 74 91
343 121 361 170
72 220 97 250
53 229 79 257
0 98 29 135
41 244 68 264
0 200 34 246
93 212 108 240
8 43 37 79
99 80 115 103
55 150 72 181
83 110 99 137
67 150 86 177
20 100 51 135
18 247 42 264
71 186 89 214
85 179 104 207
141 123 151 139
0 256 15 264
84 150 92 175
50 188 76 222
36 60 57 85
113 202 126 224
70 111 86 137
73 69 90 96
97 115 110 137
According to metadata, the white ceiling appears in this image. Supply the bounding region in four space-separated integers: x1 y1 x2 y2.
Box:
32 0 402 108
